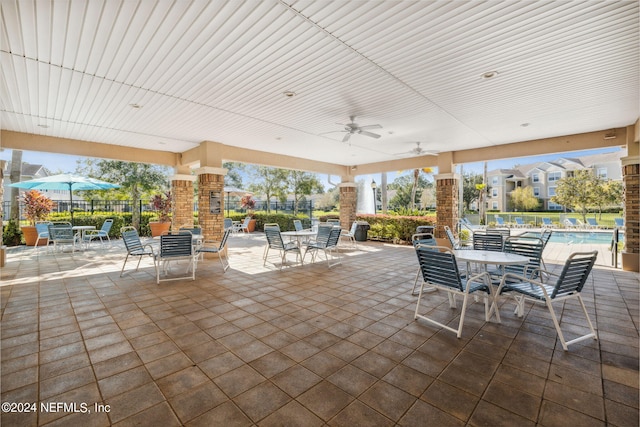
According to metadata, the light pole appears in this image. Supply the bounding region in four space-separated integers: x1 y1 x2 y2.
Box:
371 179 377 215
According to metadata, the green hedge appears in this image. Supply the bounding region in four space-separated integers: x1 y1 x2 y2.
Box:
356 214 436 244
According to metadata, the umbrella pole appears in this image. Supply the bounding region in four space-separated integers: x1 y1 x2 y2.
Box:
68 183 74 225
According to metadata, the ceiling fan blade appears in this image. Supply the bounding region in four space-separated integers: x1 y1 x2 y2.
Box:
359 130 381 139
342 133 351 143
359 124 382 130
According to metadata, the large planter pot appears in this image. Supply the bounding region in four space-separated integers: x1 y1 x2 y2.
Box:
247 219 256 233
21 226 47 246
149 221 171 237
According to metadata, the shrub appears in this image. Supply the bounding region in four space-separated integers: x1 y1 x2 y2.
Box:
22 190 54 225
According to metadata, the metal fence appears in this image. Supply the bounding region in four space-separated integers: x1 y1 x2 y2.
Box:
3 199 314 221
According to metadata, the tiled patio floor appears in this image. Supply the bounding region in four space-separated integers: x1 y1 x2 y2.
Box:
1 234 638 426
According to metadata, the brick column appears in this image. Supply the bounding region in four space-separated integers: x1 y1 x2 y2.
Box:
339 183 357 229
195 167 226 242
435 173 460 239
170 174 196 230
621 158 639 272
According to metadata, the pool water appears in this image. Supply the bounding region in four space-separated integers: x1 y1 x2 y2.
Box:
520 231 623 244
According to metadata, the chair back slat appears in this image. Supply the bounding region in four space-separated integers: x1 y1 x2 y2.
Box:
35 222 51 237
219 228 232 249
415 246 463 291
444 226 457 249
326 227 341 248
160 233 193 257
502 237 544 276
412 233 436 248
224 218 233 230
349 221 358 235
551 252 597 298
473 232 504 251
122 228 144 252
101 219 114 234
265 226 285 250
293 220 303 232
315 225 333 246
48 223 74 240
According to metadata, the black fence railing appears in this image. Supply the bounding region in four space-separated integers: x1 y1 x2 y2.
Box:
2 199 314 221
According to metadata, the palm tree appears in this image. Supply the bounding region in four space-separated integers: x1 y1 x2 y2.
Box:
410 168 433 210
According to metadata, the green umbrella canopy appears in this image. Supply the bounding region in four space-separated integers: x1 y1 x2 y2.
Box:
10 173 120 224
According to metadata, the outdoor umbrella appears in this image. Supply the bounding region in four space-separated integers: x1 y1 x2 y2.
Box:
224 187 252 216
10 173 120 224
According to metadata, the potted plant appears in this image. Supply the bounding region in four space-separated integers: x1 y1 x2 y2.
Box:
149 191 172 237
240 194 257 232
20 189 54 245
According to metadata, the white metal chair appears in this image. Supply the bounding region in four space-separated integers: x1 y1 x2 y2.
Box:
264 224 301 270
304 225 342 268
154 231 198 284
47 222 79 253
120 226 155 276
82 218 113 247
414 245 494 338
339 221 359 249
197 228 232 272
234 217 252 233
495 251 598 351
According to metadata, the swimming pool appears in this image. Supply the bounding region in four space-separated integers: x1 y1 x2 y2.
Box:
521 230 623 244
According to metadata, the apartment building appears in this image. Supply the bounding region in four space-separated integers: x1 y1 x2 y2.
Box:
487 150 623 212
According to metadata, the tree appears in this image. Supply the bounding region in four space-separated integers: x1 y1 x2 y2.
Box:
78 159 169 229
510 186 540 211
591 178 623 219
223 162 246 188
248 166 288 213
286 170 324 215
388 173 431 210
551 170 593 221
462 172 484 211
409 168 433 210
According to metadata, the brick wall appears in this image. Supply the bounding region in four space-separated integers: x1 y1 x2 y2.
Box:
339 186 357 230
436 178 459 239
171 179 194 230
623 163 639 254
197 173 224 241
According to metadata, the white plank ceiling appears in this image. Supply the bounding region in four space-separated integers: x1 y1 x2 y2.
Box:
1 0 638 166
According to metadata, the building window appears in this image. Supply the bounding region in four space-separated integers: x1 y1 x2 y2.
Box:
548 187 556 197
492 188 498 197
597 167 607 179
533 187 540 197
548 201 563 210
492 177 498 185
492 202 498 210
532 173 539 183
548 171 561 182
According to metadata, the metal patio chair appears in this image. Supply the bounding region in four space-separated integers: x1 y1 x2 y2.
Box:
414 245 494 338
197 228 232 272
120 226 155 276
304 225 342 268
154 231 198 284
411 232 438 296
494 251 598 351
264 224 301 270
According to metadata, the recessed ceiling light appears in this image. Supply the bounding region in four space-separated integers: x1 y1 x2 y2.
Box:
480 70 499 80
129 103 142 109
158 141 166 145
275 137 282 140
37 124 49 128
282 91 296 98
520 123 530 127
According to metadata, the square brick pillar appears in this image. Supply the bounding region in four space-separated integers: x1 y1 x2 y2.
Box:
339 183 357 230
621 159 639 272
196 167 227 242
435 173 460 239
170 174 197 230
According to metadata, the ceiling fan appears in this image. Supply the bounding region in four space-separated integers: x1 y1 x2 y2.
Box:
333 116 383 143
395 142 438 156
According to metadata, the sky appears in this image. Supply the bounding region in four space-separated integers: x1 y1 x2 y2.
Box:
1 146 623 188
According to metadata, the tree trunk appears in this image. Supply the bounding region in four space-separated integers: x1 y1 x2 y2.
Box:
9 150 22 221
410 169 419 210
381 173 388 214
131 184 141 230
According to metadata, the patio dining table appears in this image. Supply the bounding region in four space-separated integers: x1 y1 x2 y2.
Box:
452 249 529 322
281 230 317 247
